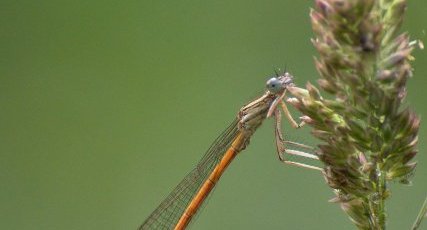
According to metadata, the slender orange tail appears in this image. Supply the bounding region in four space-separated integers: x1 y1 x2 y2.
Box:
174 132 246 230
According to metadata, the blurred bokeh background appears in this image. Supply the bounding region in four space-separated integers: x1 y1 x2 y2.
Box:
1 1 426 229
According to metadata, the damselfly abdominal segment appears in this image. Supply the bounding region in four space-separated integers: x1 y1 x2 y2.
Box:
139 72 321 230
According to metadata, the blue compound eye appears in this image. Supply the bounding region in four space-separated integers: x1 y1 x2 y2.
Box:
266 77 282 94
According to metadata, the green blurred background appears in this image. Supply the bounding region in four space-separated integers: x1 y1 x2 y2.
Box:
1 1 426 229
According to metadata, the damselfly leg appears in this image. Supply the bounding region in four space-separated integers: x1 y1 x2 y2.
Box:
271 90 322 171
280 100 305 129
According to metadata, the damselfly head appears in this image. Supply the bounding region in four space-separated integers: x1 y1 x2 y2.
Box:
266 72 294 95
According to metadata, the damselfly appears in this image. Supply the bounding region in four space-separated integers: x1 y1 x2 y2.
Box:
139 72 321 230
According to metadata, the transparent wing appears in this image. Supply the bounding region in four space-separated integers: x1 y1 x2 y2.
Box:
139 119 240 230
